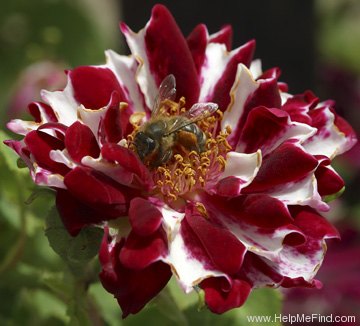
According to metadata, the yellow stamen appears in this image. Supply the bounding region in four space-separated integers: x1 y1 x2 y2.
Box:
128 98 232 202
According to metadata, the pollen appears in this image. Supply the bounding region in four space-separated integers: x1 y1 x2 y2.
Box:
152 104 231 202
128 98 232 202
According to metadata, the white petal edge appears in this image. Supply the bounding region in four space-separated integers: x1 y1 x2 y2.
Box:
221 64 259 140
219 150 262 188
249 59 262 79
41 81 78 126
105 50 146 113
303 106 355 159
268 174 329 212
121 24 157 110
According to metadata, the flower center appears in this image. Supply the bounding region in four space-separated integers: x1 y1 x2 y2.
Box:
128 98 232 202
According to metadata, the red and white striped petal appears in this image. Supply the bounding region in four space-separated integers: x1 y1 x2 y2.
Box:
199 195 305 264
41 82 78 126
121 24 156 110
268 175 329 212
236 107 316 155
105 50 146 113
215 150 262 197
199 42 255 109
221 64 259 146
277 239 326 282
304 105 357 159
161 205 225 293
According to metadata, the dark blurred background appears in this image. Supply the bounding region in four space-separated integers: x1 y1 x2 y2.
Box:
122 0 315 94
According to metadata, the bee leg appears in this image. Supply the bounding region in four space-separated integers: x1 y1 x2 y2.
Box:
151 148 173 167
197 131 206 152
160 149 173 164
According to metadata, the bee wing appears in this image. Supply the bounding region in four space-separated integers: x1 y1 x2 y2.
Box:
165 102 219 135
184 102 219 122
152 74 176 116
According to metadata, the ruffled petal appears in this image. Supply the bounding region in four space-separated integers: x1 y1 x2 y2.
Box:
244 142 318 193
215 150 262 197
199 41 255 111
24 130 69 176
201 277 251 314
221 64 259 147
122 4 200 108
56 189 106 236
119 228 168 270
185 205 247 275
161 206 224 293
99 233 172 318
69 66 128 110
201 194 305 262
105 50 146 113
63 166 128 218
237 106 316 155
41 80 78 126
209 25 233 50
65 121 100 163
304 105 357 159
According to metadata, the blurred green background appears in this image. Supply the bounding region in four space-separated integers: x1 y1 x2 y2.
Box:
0 0 359 325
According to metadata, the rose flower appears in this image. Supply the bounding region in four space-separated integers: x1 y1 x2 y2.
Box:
5 4 357 318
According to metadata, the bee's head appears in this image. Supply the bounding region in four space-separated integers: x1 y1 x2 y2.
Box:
133 131 157 161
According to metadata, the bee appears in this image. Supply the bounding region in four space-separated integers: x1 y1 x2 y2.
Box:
133 74 218 167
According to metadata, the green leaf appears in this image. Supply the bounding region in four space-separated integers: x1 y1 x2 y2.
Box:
44 206 103 264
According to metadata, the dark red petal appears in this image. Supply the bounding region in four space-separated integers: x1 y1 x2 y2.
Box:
258 67 281 80
186 206 246 275
227 194 293 228
69 66 127 109
56 189 105 236
101 143 152 188
244 142 318 193
100 92 124 143
129 197 162 236
209 24 233 51
24 130 69 175
281 91 318 124
145 4 200 105
28 102 58 123
65 121 100 163
201 277 251 314
281 276 322 289
64 167 128 218
99 237 172 318
119 229 167 270
212 40 256 111
237 75 282 134
239 106 291 154
187 24 208 74
215 176 243 197
290 206 340 240
308 106 326 129
315 164 344 196
246 74 281 108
